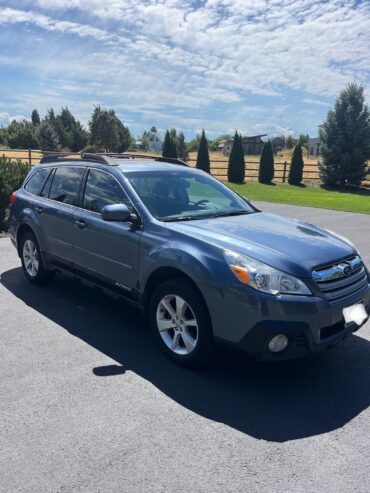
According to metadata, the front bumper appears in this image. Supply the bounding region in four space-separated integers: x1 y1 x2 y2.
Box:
205 279 370 361
239 311 369 361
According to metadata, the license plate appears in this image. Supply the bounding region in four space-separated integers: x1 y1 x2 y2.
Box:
343 303 368 326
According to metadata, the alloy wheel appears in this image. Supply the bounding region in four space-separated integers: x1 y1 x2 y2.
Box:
23 239 39 278
156 294 198 355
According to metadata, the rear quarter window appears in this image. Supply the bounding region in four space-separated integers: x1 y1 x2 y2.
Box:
24 168 50 196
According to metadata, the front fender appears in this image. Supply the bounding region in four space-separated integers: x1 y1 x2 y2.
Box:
141 240 224 289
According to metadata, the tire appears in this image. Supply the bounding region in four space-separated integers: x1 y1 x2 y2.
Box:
149 278 214 367
20 232 54 285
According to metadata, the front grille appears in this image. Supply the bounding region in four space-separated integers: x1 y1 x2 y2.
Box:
313 256 368 302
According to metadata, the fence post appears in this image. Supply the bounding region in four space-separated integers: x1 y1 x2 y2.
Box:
282 161 287 183
28 149 32 166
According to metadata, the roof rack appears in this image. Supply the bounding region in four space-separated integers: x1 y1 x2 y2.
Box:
97 153 189 166
39 152 189 167
39 152 117 166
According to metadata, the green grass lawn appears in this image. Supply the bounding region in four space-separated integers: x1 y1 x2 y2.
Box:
227 182 370 215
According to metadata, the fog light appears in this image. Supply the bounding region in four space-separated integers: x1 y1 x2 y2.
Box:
269 334 288 353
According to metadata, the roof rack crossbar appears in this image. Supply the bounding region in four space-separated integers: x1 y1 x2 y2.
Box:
154 157 188 167
81 153 117 165
39 152 117 166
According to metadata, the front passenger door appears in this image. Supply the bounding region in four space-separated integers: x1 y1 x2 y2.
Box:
72 168 142 293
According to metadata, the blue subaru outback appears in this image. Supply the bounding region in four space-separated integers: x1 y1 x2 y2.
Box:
7 153 370 366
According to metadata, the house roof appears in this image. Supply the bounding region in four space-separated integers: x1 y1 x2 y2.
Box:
222 134 267 145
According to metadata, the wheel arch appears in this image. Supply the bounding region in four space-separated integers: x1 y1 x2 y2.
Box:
16 223 37 257
143 266 211 323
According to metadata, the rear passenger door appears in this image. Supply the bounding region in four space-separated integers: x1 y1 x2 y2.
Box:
37 166 84 266
72 168 142 293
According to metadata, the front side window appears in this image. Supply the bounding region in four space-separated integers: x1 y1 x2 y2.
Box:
127 170 255 221
24 168 50 196
49 167 84 205
83 169 132 213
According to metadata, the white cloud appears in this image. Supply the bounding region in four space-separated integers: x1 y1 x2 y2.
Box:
0 112 27 124
1 1 370 135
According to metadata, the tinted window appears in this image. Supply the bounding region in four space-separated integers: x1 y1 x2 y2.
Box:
83 169 132 213
49 167 84 205
40 169 54 198
128 171 254 220
24 168 50 196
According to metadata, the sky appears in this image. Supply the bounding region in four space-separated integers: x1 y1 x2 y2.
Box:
0 0 370 140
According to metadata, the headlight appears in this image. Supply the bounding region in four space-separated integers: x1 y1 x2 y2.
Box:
224 250 311 296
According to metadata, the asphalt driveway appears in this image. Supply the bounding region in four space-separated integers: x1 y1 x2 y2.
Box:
1 203 370 492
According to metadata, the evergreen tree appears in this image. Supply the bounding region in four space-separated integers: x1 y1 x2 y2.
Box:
298 134 309 147
31 109 40 126
227 132 245 183
162 130 178 158
186 134 201 152
178 132 187 160
288 143 304 185
0 126 7 146
285 134 296 149
258 141 274 183
319 82 370 186
7 120 38 149
38 107 88 151
89 106 126 153
196 129 210 173
36 120 60 151
116 119 132 153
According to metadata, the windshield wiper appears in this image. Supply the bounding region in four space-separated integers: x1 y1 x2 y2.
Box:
160 215 204 222
160 210 254 222
206 210 254 219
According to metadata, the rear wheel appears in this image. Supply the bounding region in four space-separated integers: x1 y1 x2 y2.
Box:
149 279 214 367
20 232 54 284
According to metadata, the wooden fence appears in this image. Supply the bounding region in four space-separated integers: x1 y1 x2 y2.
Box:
187 158 320 183
1 148 369 186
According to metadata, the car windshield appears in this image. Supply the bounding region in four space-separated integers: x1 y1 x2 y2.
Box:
127 170 255 221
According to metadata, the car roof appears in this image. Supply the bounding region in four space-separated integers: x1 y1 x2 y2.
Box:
35 157 200 175
117 159 198 174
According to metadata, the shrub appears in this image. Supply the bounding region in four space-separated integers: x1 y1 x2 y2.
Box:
228 132 245 183
196 130 210 173
258 141 274 183
0 156 31 229
288 143 304 185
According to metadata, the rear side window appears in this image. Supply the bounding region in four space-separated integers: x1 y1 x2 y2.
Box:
83 169 132 213
40 169 55 198
49 167 84 206
24 168 50 196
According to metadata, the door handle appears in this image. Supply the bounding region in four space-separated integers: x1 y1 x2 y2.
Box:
75 219 87 229
35 206 43 214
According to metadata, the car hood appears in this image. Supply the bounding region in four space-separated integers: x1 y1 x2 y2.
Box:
165 212 356 277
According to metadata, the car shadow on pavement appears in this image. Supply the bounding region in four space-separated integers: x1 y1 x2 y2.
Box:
2 267 370 443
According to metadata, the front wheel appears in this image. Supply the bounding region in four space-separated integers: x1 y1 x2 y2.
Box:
20 232 54 284
149 279 214 367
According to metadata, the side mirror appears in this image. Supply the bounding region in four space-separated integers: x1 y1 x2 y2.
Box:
101 203 131 222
